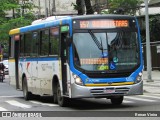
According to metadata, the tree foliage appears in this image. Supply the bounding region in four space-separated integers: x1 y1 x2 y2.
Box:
0 0 36 55
72 0 143 15
108 0 143 15
0 0 36 44
149 15 160 42
72 0 94 15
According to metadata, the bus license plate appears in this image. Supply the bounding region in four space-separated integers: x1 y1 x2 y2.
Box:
104 89 115 93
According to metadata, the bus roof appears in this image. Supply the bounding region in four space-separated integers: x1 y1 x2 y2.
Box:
72 14 135 20
31 16 70 25
9 14 135 35
9 16 72 35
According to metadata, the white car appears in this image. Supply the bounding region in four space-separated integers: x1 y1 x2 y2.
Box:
3 60 8 75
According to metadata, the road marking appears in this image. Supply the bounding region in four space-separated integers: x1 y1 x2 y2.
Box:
0 95 22 98
154 94 160 96
123 100 134 103
6 100 32 109
30 101 58 107
139 95 160 100
0 107 7 111
125 96 156 102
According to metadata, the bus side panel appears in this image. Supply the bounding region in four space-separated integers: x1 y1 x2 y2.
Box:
38 58 60 96
18 59 24 90
19 59 38 95
30 60 39 95
24 59 34 94
18 58 34 94
9 59 16 88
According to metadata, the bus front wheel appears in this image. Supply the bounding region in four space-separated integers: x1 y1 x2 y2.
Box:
23 77 32 100
57 83 68 107
110 96 123 105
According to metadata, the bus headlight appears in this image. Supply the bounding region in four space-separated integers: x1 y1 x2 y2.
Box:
135 72 143 83
73 74 83 86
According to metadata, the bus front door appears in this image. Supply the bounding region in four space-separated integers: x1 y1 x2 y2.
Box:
61 32 69 95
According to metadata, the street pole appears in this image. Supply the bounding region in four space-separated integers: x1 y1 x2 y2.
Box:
144 0 153 82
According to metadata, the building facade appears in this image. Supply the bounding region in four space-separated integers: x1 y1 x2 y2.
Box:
6 0 77 18
28 0 77 16
6 0 110 18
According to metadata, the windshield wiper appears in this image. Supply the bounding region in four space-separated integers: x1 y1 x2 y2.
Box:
88 30 103 50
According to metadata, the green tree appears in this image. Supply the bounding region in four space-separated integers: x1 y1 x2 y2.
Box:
0 0 36 43
0 0 36 54
108 0 143 15
72 0 94 15
149 15 160 42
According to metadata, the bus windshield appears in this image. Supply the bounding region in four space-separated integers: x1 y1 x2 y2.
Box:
73 30 140 72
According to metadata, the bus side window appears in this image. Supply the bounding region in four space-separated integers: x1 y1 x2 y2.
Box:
49 27 59 56
24 33 32 57
20 35 24 57
31 32 39 57
40 29 49 56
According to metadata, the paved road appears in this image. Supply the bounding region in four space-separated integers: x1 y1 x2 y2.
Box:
1 76 160 118
1 93 160 111
0 75 22 97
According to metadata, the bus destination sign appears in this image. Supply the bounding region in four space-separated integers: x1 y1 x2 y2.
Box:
79 20 129 29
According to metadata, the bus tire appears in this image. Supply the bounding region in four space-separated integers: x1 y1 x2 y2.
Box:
110 96 123 105
57 83 68 107
53 84 58 104
22 77 32 100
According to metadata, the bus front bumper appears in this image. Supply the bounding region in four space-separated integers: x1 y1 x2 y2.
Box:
71 81 143 98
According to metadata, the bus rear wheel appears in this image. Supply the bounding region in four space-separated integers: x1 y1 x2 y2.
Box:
23 77 32 100
110 96 123 105
57 83 68 107
52 84 58 104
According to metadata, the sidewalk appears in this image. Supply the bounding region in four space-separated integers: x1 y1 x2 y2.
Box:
143 71 160 94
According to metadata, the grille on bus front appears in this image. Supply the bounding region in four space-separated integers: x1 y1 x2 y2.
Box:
90 87 130 96
86 72 131 78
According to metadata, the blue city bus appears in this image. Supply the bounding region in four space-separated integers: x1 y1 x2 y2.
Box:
9 15 143 107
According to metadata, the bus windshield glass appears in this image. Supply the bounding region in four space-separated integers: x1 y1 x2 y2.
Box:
73 30 140 72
